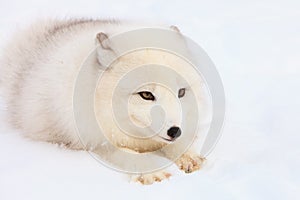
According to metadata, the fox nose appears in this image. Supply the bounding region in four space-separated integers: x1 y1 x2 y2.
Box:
167 126 181 139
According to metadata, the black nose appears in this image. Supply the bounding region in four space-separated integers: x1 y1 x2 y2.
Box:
167 126 181 139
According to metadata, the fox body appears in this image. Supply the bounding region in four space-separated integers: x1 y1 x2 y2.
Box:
0 19 211 184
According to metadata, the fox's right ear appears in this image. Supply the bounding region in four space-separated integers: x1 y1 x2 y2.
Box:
95 32 117 70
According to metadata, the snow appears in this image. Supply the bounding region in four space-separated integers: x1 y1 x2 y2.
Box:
0 0 299 199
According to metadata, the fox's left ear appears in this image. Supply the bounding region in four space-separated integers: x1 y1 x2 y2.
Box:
95 32 117 70
170 25 181 33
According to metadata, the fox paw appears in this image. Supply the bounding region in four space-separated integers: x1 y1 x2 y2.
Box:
132 171 171 185
176 152 205 173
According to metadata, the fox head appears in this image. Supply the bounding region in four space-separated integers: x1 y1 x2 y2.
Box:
93 30 210 152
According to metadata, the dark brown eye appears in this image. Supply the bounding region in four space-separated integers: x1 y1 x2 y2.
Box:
138 91 155 101
178 88 185 98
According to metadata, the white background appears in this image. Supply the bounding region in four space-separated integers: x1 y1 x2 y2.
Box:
0 0 299 199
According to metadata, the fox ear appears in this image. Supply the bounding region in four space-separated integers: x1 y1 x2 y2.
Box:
170 25 181 33
96 32 116 70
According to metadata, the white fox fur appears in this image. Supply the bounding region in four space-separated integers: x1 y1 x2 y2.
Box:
0 19 210 184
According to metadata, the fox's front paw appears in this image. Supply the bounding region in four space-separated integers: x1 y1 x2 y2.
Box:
176 152 205 173
132 171 171 185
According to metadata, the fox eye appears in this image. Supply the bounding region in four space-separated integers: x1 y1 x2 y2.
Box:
178 88 185 98
138 91 155 101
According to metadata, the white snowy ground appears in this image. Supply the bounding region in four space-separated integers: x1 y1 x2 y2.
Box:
0 0 299 199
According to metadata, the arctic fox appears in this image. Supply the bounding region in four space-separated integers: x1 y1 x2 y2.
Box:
0 19 210 184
